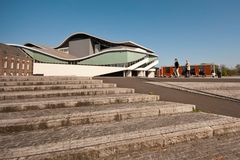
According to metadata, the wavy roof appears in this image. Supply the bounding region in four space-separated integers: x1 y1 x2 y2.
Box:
54 32 154 53
8 32 157 62
9 43 157 62
0 43 30 58
24 43 77 59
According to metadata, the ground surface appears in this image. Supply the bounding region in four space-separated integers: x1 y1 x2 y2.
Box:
96 77 240 118
148 82 240 100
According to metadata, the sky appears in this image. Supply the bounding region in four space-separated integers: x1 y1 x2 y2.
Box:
0 0 240 67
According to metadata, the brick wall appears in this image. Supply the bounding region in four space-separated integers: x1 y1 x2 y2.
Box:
0 44 33 76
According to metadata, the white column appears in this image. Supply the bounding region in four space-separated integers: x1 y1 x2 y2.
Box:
137 71 145 77
126 70 132 77
148 71 155 78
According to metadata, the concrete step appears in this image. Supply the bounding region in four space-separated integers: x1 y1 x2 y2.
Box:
0 88 135 101
0 83 117 92
0 76 92 81
1 112 240 159
0 79 103 86
114 132 240 160
0 93 159 112
0 101 194 133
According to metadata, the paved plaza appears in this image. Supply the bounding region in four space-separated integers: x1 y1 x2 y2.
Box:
147 82 240 101
99 77 240 118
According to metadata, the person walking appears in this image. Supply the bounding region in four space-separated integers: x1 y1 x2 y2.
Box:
174 58 179 77
185 60 190 77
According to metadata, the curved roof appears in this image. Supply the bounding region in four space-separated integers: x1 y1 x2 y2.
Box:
8 44 157 62
54 32 154 53
7 32 157 64
23 43 77 59
0 43 30 58
24 43 43 49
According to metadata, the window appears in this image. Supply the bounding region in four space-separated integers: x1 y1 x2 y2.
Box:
4 61 8 68
16 73 19 76
17 63 20 69
22 63 25 70
58 47 69 54
27 64 30 70
4 72 7 76
190 66 195 75
165 67 170 73
11 62 14 69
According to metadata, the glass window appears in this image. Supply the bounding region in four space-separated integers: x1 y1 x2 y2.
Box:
27 64 30 70
22 63 25 70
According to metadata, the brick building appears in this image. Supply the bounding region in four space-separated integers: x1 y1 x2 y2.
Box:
0 43 33 76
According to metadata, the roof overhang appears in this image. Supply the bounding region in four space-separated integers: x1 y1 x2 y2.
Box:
8 44 158 62
54 32 154 53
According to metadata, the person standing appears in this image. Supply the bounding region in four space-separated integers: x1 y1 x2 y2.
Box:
217 65 222 78
211 65 216 78
174 58 179 77
185 60 190 77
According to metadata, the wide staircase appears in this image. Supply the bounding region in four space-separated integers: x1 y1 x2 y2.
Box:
0 76 240 160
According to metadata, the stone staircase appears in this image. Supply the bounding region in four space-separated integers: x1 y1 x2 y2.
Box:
0 76 240 160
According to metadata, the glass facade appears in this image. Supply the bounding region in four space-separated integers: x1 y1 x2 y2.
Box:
21 48 157 69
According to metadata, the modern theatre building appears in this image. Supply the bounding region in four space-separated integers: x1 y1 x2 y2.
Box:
7 33 159 77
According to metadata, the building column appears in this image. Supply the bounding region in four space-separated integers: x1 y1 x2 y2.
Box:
148 71 155 78
125 70 132 77
137 71 145 77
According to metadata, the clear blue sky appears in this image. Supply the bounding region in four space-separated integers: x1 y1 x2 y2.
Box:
1 0 240 67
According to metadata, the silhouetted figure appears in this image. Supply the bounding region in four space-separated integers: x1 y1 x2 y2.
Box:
211 65 216 78
199 69 206 77
217 65 222 78
174 58 179 77
185 60 190 77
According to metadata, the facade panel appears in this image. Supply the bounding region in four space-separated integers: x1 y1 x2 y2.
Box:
78 51 145 65
22 49 68 64
69 39 94 58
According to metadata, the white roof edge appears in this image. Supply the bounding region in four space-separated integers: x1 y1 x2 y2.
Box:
23 43 44 49
8 44 158 62
54 32 154 53
7 43 70 60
